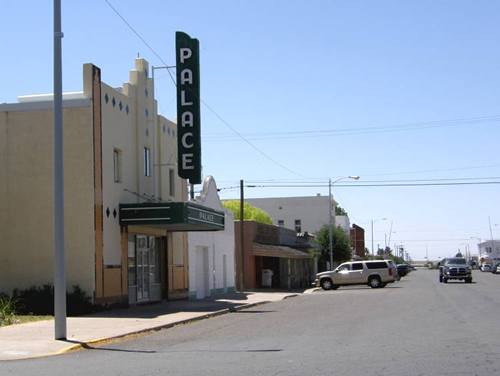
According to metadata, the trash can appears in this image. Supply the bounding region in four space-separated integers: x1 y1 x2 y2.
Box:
261 269 274 287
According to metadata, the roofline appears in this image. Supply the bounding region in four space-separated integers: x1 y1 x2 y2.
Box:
0 98 91 112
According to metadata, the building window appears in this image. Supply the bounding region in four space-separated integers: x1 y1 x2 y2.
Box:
144 147 151 177
113 149 122 183
295 219 301 233
278 220 284 227
169 168 175 197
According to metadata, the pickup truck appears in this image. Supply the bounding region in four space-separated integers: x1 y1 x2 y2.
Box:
439 257 472 283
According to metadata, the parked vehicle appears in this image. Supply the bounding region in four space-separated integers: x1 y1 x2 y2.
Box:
397 264 410 277
315 260 396 290
439 257 472 283
480 264 492 272
491 263 500 274
387 260 400 281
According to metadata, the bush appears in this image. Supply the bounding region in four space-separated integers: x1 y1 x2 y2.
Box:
13 284 96 316
0 294 17 326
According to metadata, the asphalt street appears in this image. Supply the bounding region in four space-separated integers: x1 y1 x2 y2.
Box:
2 269 499 376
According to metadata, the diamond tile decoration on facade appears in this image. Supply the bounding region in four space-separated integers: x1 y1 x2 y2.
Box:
104 93 109 103
119 101 123 111
145 108 149 117
112 97 116 107
145 88 148 97
106 207 110 218
113 209 117 218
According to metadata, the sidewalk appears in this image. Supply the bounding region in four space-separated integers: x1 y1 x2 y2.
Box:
0 291 299 361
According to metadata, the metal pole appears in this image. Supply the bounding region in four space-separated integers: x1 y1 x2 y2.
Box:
53 0 66 340
371 219 374 257
239 180 245 290
488 216 494 250
328 178 333 270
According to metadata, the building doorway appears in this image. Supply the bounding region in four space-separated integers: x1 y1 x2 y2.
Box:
129 235 163 304
195 246 210 299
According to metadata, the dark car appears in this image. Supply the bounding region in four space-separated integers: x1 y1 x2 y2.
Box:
491 263 500 274
397 264 410 277
439 257 472 283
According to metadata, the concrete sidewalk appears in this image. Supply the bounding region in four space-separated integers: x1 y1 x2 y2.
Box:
0 291 298 361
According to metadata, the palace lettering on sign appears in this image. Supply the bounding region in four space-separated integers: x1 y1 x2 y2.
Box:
176 31 201 184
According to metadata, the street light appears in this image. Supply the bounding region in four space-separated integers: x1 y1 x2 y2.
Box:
371 217 387 256
328 175 360 269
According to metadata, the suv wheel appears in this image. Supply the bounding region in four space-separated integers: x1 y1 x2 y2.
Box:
465 277 472 283
368 276 381 288
443 277 448 283
320 278 333 290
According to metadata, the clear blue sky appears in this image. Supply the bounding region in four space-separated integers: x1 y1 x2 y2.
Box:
2 0 499 260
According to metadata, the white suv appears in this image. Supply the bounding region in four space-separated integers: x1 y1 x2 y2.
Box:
315 260 397 290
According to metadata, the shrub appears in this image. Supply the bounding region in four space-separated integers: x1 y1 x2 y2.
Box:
13 285 96 316
0 294 17 326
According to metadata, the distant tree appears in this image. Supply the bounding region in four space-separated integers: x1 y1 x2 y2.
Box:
335 206 348 216
314 225 352 271
222 200 273 224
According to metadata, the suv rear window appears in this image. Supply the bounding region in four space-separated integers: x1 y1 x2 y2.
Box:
366 261 388 269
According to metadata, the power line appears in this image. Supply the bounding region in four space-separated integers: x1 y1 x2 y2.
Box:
201 101 305 177
245 176 500 184
202 115 500 141
217 180 500 190
358 162 500 177
104 0 177 86
104 0 304 178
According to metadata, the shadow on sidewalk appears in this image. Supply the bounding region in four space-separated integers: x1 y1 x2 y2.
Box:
83 290 300 319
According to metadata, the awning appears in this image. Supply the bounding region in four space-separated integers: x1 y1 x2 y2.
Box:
119 202 225 231
252 242 312 259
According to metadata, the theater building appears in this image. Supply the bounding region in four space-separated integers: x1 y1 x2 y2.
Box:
0 58 224 305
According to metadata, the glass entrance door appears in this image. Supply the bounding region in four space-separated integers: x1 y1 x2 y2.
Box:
136 236 150 302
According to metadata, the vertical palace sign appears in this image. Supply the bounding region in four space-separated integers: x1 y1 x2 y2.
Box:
176 31 201 185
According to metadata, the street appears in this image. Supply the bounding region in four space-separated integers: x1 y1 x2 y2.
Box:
2 269 500 376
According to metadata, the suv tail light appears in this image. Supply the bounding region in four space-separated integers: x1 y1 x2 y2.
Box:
389 268 393 276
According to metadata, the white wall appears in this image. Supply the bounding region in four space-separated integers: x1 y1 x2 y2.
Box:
478 240 500 263
247 195 350 235
188 176 235 299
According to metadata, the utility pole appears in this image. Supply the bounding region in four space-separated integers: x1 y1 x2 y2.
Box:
328 178 333 269
488 216 494 252
371 219 374 256
239 179 244 291
53 0 66 340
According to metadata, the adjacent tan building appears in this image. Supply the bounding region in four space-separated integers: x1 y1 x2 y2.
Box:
0 58 224 305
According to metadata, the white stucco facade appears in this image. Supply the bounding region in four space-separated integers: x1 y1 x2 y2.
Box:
478 240 500 264
246 195 350 235
188 177 235 299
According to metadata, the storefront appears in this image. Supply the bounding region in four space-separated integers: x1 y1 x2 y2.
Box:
120 201 224 304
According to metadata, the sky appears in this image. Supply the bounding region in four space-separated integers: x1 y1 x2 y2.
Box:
1 0 499 260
